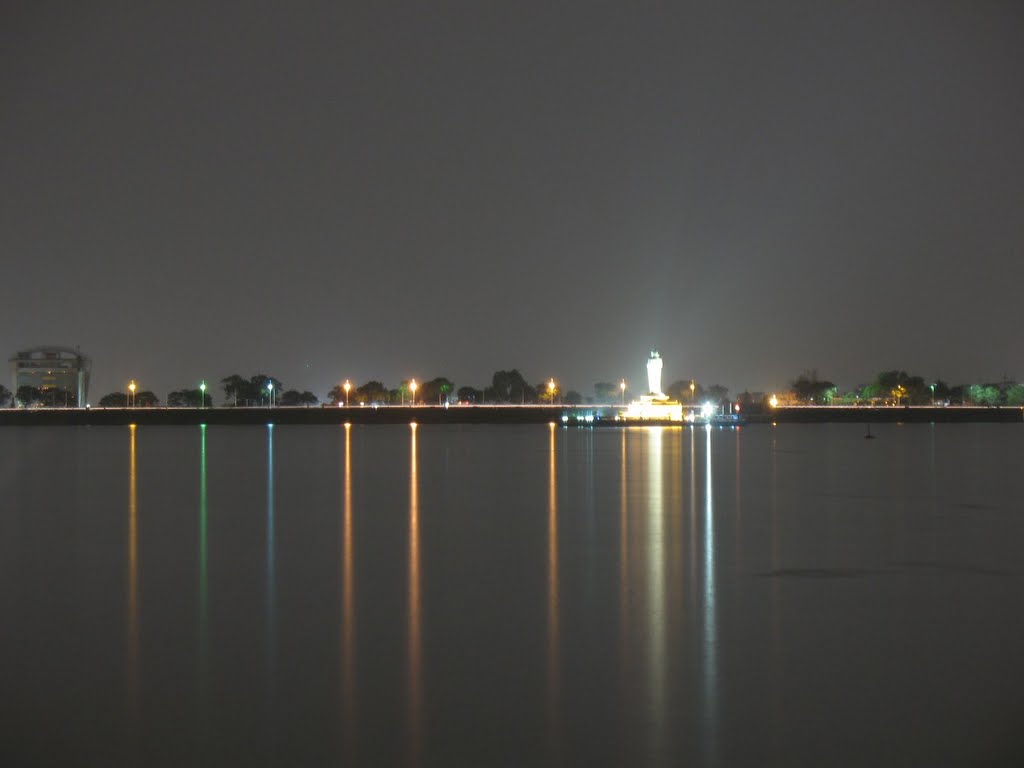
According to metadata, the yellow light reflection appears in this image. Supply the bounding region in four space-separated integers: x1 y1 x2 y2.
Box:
408 423 422 765
618 429 629 661
341 423 355 754
546 422 561 757
127 424 139 713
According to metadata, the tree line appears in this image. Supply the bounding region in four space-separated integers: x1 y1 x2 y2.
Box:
784 370 1024 407
2 366 1022 408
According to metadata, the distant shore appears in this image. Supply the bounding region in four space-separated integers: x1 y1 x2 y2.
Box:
0 404 1020 427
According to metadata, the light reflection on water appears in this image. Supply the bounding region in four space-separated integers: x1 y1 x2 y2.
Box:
702 424 717 765
126 424 139 719
644 426 666 759
4 422 1024 766
546 422 561 759
340 423 355 755
407 423 422 766
265 424 276 710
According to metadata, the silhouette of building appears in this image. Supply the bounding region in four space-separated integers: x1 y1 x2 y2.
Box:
9 346 91 407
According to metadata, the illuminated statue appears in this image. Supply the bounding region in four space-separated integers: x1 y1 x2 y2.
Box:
624 350 683 421
646 351 664 397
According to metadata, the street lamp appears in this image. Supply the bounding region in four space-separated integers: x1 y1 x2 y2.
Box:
410 379 418 406
690 380 695 403
620 379 626 406
128 380 137 408
548 378 556 405
199 380 206 409
930 382 936 405
769 394 778 408
267 381 274 408
343 379 351 407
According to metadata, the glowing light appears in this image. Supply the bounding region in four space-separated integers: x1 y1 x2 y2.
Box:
343 379 351 407
647 352 664 395
410 379 418 405
701 402 715 419
769 394 779 408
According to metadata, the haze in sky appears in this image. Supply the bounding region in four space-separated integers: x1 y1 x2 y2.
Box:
2 2 1022 401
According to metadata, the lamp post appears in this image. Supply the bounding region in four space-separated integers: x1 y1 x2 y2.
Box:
199 380 206 409
930 382 936 405
267 381 274 408
690 380 695 403
620 379 626 406
343 379 351 407
548 378 556 406
410 379 418 406
128 380 136 408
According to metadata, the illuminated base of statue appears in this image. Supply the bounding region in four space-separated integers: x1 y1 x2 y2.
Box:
623 394 684 422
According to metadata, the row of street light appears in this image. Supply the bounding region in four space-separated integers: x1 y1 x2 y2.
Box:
121 375 595 408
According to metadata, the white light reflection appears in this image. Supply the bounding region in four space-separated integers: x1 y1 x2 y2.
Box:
703 424 718 762
646 427 666 756
265 424 276 710
198 425 209 718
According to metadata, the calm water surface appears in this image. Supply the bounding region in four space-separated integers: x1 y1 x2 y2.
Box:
2 423 1023 766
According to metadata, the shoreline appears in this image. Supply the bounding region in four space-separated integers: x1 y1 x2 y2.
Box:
0 404 1020 427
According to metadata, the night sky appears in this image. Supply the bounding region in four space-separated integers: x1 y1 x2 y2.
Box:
3 2 1022 401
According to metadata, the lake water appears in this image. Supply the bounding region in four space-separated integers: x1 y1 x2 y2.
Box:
2 423 1023 766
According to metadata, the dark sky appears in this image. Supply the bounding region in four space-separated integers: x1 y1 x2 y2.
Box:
3 1 1022 401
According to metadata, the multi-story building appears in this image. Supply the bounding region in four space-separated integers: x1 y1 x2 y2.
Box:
9 346 91 407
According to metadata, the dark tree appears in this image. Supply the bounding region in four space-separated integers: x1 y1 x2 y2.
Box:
16 385 43 406
967 384 1001 406
457 386 483 403
168 388 213 407
0 384 10 407
491 370 535 403
280 389 319 406
1005 384 1024 406
564 390 583 405
220 374 283 406
135 391 160 407
705 384 730 405
326 384 347 405
419 377 455 405
98 392 129 407
594 382 618 402
354 380 388 404
667 379 702 402
790 371 837 404
221 374 248 405
861 371 931 404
